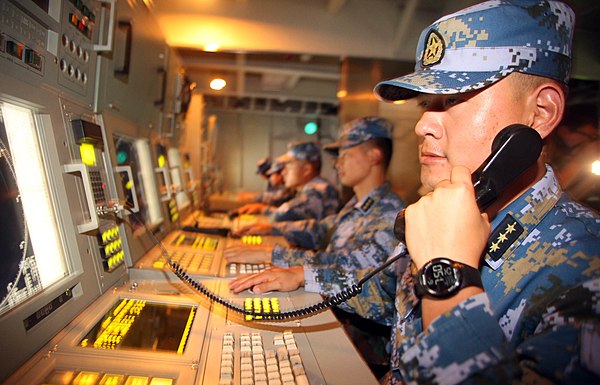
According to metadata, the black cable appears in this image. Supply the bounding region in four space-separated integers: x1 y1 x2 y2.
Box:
122 206 405 321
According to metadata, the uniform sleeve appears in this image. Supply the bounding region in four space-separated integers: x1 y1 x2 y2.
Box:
258 187 295 207
271 215 335 250
270 189 324 222
301 238 403 325
304 259 398 325
271 244 315 267
393 279 600 384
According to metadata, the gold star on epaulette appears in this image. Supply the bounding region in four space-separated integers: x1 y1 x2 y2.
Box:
506 223 516 233
489 241 500 253
486 214 524 262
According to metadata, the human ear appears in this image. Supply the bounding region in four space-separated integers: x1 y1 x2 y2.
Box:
301 162 312 178
367 146 383 166
528 82 565 139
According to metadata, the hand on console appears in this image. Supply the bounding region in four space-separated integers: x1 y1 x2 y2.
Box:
228 266 305 294
224 244 274 264
232 222 273 236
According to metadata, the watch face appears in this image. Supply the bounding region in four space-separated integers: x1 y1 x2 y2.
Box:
420 258 461 297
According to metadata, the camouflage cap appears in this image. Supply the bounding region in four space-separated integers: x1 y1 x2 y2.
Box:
266 160 285 175
324 117 394 155
374 0 575 101
276 141 321 164
256 157 272 176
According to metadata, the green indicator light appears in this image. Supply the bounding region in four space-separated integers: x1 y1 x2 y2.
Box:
304 121 318 135
116 150 128 164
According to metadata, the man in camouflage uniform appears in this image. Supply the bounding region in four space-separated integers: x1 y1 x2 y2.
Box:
235 141 340 222
372 0 600 384
226 117 406 375
254 160 296 207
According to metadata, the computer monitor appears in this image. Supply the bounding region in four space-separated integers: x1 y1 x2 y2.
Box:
0 103 69 315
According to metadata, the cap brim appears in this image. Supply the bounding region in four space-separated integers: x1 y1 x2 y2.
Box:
275 153 295 163
374 67 513 101
323 141 341 156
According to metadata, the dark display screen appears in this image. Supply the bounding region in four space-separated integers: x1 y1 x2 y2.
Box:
80 298 196 353
32 0 50 13
0 114 42 314
114 136 149 230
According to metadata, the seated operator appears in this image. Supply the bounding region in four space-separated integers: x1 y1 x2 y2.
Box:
234 141 340 222
370 0 600 384
226 117 406 374
235 157 273 203
256 157 272 184
254 160 296 207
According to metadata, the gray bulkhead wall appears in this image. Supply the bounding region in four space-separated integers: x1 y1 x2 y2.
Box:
211 111 339 194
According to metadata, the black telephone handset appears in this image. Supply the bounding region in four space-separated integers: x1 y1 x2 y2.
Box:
471 123 543 211
163 124 542 321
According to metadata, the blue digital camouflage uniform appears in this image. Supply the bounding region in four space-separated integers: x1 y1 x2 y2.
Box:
256 184 295 207
270 182 405 325
263 175 339 222
386 166 600 384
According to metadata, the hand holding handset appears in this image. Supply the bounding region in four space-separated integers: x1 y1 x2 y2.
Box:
165 124 542 320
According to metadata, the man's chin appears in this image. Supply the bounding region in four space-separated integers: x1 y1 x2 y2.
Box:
420 168 451 191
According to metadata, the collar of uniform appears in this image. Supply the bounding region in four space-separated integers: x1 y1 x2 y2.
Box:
485 165 563 270
299 176 323 192
353 182 392 214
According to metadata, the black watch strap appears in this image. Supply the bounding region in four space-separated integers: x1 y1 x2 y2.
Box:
414 258 483 299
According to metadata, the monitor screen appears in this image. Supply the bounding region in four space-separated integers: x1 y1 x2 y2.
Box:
0 115 38 313
0 103 69 315
114 135 149 230
80 298 196 354
32 0 50 13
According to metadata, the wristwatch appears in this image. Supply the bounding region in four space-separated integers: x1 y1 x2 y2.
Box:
414 258 483 298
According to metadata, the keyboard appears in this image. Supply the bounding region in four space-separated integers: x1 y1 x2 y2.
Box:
134 230 224 278
152 250 215 275
171 233 220 251
219 330 309 385
228 262 271 276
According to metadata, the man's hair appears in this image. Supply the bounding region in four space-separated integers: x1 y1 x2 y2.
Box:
303 159 322 175
508 72 568 100
364 137 393 170
312 159 322 174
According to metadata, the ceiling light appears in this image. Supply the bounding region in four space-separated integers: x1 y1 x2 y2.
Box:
592 160 600 176
204 43 220 52
210 78 226 90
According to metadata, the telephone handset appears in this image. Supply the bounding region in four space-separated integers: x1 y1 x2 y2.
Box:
471 123 543 211
158 124 543 320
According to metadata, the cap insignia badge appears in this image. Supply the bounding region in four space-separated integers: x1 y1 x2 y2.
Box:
422 29 445 67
